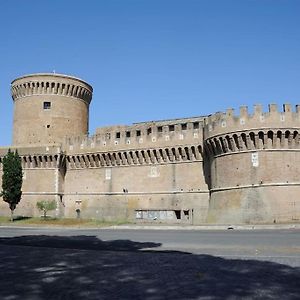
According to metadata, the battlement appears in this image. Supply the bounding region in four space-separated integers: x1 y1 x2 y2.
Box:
64 117 205 153
0 145 64 170
11 73 93 105
204 104 300 138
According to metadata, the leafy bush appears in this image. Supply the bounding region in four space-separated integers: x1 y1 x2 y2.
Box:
36 200 57 219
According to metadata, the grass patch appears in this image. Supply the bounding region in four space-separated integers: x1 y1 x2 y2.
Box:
0 216 130 227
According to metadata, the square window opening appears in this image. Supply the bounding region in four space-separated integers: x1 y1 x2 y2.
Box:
43 101 51 109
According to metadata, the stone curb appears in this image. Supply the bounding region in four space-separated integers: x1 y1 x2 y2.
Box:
104 224 300 230
1 224 300 230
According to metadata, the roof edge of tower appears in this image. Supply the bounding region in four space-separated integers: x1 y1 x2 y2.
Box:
11 73 93 92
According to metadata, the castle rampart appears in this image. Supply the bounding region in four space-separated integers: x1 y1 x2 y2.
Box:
204 103 300 138
1 73 299 224
65 116 204 153
64 144 203 169
60 117 208 223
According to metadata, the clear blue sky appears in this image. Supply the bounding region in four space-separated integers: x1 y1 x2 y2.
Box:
0 0 300 146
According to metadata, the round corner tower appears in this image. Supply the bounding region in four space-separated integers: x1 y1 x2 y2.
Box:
11 73 93 147
204 103 300 224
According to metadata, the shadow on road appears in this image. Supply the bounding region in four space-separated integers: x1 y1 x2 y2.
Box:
0 235 299 300
0 235 161 252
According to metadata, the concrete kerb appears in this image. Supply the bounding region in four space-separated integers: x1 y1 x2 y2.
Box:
1 223 300 231
105 224 300 230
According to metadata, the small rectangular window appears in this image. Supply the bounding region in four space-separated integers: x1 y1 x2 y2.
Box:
126 131 131 138
157 126 163 133
147 128 152 135
43 101 51 109
169 125 175 131
181 123 187 130
116 132 121 139
136 130 141 137
193 122 199 129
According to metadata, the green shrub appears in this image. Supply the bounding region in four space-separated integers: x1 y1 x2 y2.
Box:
36 200 57 219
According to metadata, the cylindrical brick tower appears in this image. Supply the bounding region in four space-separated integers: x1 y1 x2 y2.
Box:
204 103 300 224
11 73 93 146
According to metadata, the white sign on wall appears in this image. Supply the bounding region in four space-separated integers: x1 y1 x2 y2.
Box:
149 166 160 177
251 152 259 167
105 168 112 180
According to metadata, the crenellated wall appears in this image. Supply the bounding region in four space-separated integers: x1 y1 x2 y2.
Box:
60 117 209 223
65 116 204 152
0 141 209 223
204 103 300 138
55 117 208 223
204 104 300 224
2 71 300 224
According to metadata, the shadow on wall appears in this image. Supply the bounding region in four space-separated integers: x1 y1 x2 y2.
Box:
202 145 212 190
0 235 299 300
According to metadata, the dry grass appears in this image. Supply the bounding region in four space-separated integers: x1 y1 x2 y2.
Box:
0 216 129 228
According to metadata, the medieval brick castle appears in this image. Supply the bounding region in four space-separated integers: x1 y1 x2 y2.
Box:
0 73 299 224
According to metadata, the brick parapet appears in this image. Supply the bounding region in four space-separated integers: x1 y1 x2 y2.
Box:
0 143 203 170
65 144 203 169
64 117 205 153
204 128 300 157
0 146 64 170
204 104 300 139
11 73 93 105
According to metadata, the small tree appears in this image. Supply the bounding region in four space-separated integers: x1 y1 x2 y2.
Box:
1 149 23 222
36 200 57 219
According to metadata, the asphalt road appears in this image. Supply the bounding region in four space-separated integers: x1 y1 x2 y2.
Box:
0 227 299 299
1 227 299 264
